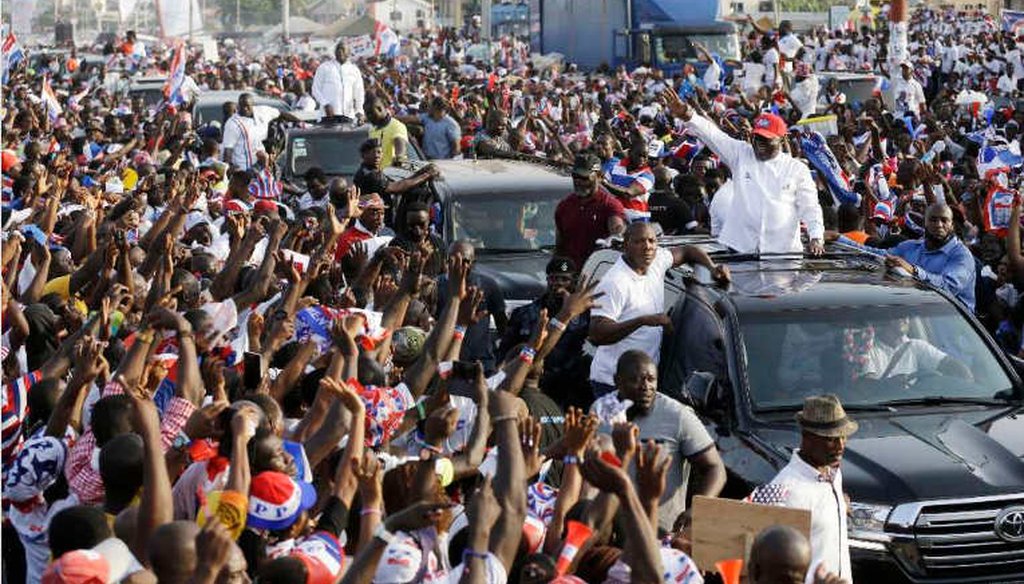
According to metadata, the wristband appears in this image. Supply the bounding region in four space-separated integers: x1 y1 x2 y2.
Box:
462 549 489 563
360 507 382 516
518 346 536 364
172 431 192 451
373 523 396 545
548 318 567 332
135 330 155 345
562 454 580 465
416 401 427 420
452 325 467 341
492 414 518 424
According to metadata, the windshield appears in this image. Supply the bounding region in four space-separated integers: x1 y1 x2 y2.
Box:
289 131 423 177
195 99 287 126
130 86 166 107
450 193 559 251
740 302 1014 410
289 133 366 177
654 32 738 65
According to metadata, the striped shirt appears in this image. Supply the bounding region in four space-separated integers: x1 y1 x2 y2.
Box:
65 379 196 505
606 157 655 221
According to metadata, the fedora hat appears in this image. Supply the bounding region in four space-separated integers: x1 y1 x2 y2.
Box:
795 394 858 438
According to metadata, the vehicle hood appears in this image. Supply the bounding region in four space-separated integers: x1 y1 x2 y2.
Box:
751 408 1024 504
474 251 549 300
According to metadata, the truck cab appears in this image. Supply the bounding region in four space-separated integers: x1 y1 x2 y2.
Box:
615 22 741 77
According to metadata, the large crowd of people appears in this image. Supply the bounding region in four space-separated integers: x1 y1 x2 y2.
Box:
2 4 1022 583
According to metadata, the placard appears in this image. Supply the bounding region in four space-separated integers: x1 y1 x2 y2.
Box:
691 495 812 575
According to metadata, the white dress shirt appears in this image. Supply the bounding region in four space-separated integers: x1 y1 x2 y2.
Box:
684 114 823 254
311 58 366 120
762 451 852 584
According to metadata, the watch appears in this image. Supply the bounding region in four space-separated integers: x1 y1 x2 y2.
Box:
373 523 396 545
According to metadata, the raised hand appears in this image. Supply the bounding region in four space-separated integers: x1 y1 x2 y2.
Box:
457 286 488 327
560 275 604 319
354 451 384 509
611 422 640 464
636 440 670 503
563 407 598 457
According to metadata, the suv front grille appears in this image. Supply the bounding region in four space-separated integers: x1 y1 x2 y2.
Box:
914 495 1024 580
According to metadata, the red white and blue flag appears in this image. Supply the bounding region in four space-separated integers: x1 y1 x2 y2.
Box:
163 42 187 106
248 168 283 200
607 158 654 222
1002 10 1024 34
372 21 399 58
2 32 24 84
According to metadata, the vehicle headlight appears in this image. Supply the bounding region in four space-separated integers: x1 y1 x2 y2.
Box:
848 502 893 548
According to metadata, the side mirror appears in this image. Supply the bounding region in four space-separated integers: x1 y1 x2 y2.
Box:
682 370 717 411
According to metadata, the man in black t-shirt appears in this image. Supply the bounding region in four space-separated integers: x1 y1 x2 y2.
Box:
352 138 437 227
648 165 698 235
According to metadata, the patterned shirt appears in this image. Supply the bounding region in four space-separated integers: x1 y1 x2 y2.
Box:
64 379 196 505
2 370 43 478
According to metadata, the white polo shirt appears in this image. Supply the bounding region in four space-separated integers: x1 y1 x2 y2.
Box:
589 248 674 385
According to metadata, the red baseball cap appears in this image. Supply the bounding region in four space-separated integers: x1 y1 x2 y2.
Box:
752 113 788 140
42 551 110 584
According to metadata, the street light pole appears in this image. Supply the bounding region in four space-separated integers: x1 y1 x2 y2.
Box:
283 0 290 40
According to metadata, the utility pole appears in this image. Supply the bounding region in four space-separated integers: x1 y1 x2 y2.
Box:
189 0 193 40
235 0 241 31
283 0 290 40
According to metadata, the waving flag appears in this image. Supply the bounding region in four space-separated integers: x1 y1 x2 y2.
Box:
248 168 283 200
800 130 859 206
162 42 187 106
1002 10 1024 34
41 77 62 122
2 32 24 84
372 21 399 58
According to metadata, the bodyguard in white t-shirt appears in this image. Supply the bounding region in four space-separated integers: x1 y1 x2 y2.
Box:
587 222 730 395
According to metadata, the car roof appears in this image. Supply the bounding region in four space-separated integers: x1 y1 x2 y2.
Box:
288 122 367 135
193 90 288 106
582 235 949 312
431 158 571 196
723 260 946 313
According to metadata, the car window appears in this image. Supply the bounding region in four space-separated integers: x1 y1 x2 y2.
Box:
739 302 1013 410
195 99 288 127
289 132 367 177
451 193 558 251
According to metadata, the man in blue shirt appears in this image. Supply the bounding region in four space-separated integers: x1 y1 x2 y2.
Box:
834 204 976 311
417 97 462 160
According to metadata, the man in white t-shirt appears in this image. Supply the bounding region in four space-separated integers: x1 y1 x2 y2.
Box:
892 62 927 117
588 222 730 396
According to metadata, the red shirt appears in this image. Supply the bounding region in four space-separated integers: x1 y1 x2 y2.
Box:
555 188 626 269
334 222 374 262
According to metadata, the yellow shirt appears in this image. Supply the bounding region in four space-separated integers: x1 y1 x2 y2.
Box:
369 118 409 168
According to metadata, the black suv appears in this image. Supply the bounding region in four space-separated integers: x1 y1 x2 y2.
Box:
280 118 425 185
583 238 1024 583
